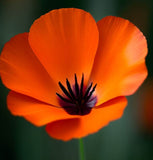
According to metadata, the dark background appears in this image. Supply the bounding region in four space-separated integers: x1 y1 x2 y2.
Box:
0 0 153 159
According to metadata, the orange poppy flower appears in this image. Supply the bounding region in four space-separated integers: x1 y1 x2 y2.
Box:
0 8 148 141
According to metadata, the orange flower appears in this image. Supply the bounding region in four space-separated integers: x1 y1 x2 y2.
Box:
0 8 148 141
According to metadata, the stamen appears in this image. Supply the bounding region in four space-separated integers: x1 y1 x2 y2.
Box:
83 82 93 99
56 74 97 115
66 78 75 100
85 84 97 102
80 73 84 99
75 74 79 97
58 82 72 99
56 93 73 104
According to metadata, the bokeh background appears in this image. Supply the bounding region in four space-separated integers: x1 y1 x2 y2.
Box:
0 0 153 160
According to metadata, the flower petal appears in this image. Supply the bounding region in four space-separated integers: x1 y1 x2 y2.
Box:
0 33 59 106
46 96 127 141
7 91 76 126
90 16 148 105
29 8 99 84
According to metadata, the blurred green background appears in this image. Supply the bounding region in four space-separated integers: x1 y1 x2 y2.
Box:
0 0 153 160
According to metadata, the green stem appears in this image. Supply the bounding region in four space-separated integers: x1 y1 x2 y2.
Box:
79 138 86 160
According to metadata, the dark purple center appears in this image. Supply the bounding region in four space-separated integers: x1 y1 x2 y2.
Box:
56 74 97 115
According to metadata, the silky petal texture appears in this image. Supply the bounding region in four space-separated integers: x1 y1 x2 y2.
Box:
7 91 77 126
29 8 99 84
90 16 148 105
0 33 60 106
46 96 127 141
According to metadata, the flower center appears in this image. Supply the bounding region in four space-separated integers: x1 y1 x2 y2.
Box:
56 74 97 115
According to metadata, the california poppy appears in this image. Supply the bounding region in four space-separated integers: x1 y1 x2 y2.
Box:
0 8 147 141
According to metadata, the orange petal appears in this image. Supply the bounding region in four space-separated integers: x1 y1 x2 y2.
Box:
46 96 127 141
90 16 148 105
29 8 99 84
7 91 76 126
0 33 59 106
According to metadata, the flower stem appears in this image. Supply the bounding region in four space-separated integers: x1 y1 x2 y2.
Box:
79 138 85 160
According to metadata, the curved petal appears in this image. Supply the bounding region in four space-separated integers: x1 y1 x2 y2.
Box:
29 8 99 84
7 91 77 126
46 96 127 141
0 33 59 106
90 16 148 105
